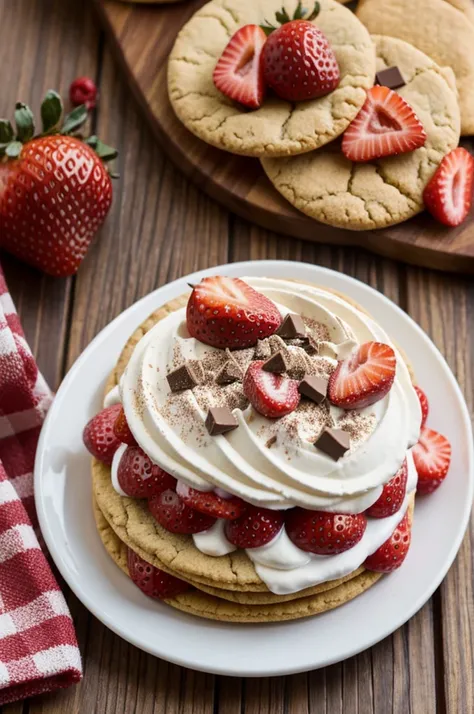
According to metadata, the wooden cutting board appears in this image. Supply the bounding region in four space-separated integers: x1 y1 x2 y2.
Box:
94 0 474 273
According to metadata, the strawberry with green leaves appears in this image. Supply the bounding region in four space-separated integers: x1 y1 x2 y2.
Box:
0 90 117 276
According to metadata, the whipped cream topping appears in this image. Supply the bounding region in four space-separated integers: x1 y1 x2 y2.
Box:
118 278 421 513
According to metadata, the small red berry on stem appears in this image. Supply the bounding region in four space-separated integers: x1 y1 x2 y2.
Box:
69 76 98 110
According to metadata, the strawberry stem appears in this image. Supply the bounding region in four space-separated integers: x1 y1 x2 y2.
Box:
260 1 320 33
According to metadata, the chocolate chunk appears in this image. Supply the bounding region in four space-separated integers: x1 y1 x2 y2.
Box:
205 407 239 436
299 375 328 404
276 313 307 340
375 66 405 90
254 339 272 360
166 363 198 392
262 350 290 374
215 360 242 385
314 428 350 461
302 335 319 356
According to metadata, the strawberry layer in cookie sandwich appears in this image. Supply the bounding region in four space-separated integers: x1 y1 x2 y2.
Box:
85 277 452 620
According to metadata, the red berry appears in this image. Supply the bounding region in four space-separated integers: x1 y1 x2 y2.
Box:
412 426 451 495
328 341 396 409
113 407 137 446
366 459 408 518
414 386 429 428
186 276 281 350
213 25 266 109
83 404 122 465
117 446 177 498
364 512 411 573
149 489 216 534
127 549 189 599
286 509 366 555
225 504 284 548
176 482 246 520
342 86 426 162
243 360 300 418
423 147 474 227
69 76 98 110
262 20 340 102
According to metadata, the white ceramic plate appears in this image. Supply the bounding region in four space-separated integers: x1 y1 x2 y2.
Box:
35 261 473 677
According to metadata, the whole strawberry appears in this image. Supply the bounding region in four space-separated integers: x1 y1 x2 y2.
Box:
0 90 117 276
261 2 340 102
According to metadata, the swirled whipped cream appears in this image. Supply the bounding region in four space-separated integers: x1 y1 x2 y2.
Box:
118 278 421 514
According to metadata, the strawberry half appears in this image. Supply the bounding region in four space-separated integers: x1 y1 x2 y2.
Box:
117 446 177 498
213 25 266 109
366 459 408 518
342 86 426 162
83 404 122 465
243 360 300 418
113 407 138 446
286 509 367 555
186 276 281 349
127 549 189 599
364 511 411 573
176 481 246 520
412 426 451 495
149 489 216 534
224 504 284 548
328 341 396 409
262 13 340 102
414 386 429 428
423 147 474 227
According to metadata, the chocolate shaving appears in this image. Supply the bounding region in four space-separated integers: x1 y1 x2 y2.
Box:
262 350 290 374
299 375 328 404
166 363 198 392
205 406 239 436
215 360 242 385
314 427 350 461
375 66 406 90
276 313 307 340
302 335 319 356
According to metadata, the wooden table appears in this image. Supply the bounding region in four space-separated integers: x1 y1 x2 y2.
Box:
0 1 472 712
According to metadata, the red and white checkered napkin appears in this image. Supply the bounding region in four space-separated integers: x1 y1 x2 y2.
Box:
0 265 82 704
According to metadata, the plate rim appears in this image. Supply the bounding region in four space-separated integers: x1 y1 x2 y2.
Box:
34 259 474 677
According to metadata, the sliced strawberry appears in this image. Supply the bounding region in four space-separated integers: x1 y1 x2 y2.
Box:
213 25 266 109
412 426 451 495
186 276 281 349
286 509 366 555
127 549 189 599
414 386 429 428
328 341 396 409
83 404 122 465
149 489 216 534
224 504 284 548
117 446 177 498
364 511 411 573
423 147 474 227
176 481 246 520
342 86 426 162
367 459 408 518
113 407 138 446
243 360 300 418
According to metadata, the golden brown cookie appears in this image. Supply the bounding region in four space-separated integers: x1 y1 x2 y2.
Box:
168 0 376 157
356 0 474 135
261 35 461 230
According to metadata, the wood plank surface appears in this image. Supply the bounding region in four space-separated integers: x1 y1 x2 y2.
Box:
0 1 472 713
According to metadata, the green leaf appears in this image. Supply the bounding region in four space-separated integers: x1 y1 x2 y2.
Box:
40 90 63 134
14 102 35 142
0 119 14 144
5 141 23 158
260 22 276 35
62 104 88 134
306 1 320 21
86 135 118 162
293 1 305 19
275 7 291 24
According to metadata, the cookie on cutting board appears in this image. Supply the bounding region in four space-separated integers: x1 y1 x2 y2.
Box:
261 35 461 230
168 0 376 157
356 0 474 135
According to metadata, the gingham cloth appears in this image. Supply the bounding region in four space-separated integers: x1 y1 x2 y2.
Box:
0 265 82 704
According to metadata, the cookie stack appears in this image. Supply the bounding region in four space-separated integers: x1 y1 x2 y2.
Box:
167 0 472 230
